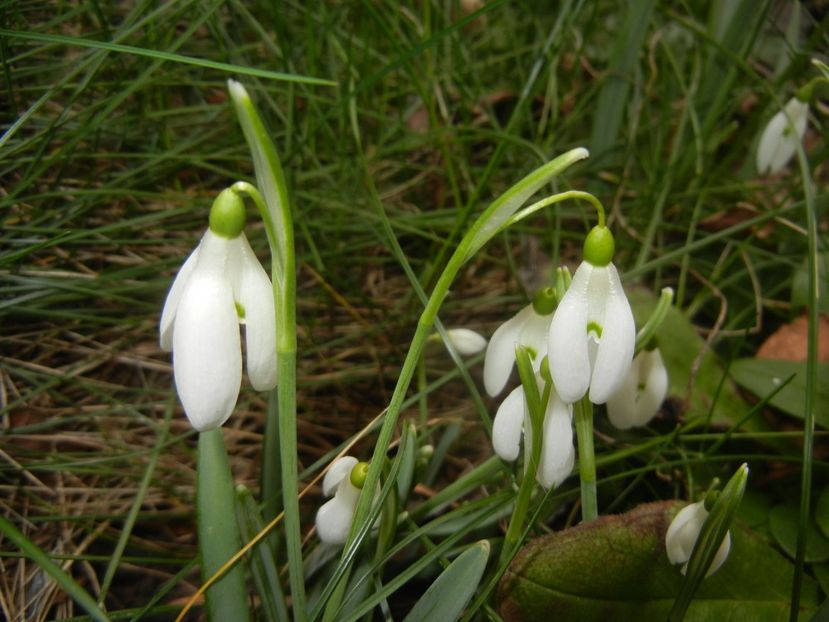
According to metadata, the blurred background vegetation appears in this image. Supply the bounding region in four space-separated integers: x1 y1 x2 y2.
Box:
1 1 826 619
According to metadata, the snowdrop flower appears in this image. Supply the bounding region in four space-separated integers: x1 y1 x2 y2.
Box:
492 378 574 489
316 456 368 545
159 188 276 431
484 288 557 397
548 226 635 404
756 96 809 175
445 328 488 356
606 348 669 430
665 501 731 577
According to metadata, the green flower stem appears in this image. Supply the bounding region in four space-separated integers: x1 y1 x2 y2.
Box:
790 94 819 622
417 352 428 430
495 190 605 244
498 346 545 569
198 429 251 622
228 83 304 621
322 149 590 620
574 397 597 522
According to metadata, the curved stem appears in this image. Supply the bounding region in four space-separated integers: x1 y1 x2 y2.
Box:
502 189 606 232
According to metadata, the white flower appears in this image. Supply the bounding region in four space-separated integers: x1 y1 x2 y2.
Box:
316 457 363 545
606 348 668 430
159 229 276 431
756 97 809 175
484 302 554 397
492 379 574 489
445 328 488 356
548 261 635 404
665 501 731 577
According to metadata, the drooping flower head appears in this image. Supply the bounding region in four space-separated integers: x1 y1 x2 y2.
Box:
492 373 574 490
315 457 369 545
483 287 557 397
159 189 276 431
756 96 809 175
665 500 731 577
606 347 668 430
548 226 635 404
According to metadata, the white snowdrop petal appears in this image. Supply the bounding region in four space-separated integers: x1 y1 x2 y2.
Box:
757 98 809 174
519 309 553 367
665 501 717 572
173 272 242 431
707 531 732 577
315 481 361 545
589 265 635 404
549 264 591 403
159 242 202 351
634 349 669 426
536 393 574 489
606 361 640 430
447 328 488 356
492 385 527 462
484 306 534 397
607 348 668 429
235 235 277 391
323 456 359 497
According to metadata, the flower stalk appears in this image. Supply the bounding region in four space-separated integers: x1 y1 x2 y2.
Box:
228 81 304 620
197 429 251 622
573 396 597 522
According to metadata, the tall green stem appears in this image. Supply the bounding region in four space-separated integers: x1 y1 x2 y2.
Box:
198 429 251 622
228 83 304 621
790 100 819 622
574 397 597 522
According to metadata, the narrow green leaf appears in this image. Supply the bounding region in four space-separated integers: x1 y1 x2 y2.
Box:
397 423 418 504
464 147 589 260
0 514 110 622
588 0 657 167
0 29 336 86
816 489 829 541
235 485 289 622
403 541 490 622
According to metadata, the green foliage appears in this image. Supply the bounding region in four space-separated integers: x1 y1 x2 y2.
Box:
730 359 829 427
499 501 819 622
402 540 490 622
2 0 826 619
627 288 749 425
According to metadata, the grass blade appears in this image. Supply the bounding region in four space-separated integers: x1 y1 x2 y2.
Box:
0 28 336 86
0 514 110 622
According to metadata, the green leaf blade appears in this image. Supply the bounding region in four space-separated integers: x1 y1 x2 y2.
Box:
403 540 490 622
